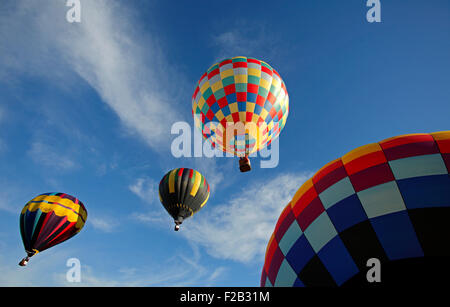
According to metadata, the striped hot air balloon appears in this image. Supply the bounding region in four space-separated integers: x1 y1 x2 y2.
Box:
159 168 210 231
192 56 289 172
261 131 450 287
19 193 87 266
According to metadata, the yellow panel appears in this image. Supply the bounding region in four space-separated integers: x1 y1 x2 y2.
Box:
211 80 223 92
431 131 450 141
220 68 234 78
168 169 178 193
234 74 247 83
290 178 314 208
229 103 238 114
260 108 269 121
24 200 83 224
197 96 206 109
26 195 80 213
248 68 261 77
239 111 246 122
271 77 280 88
200 80 210 94
259 78 270 90
215 109 225 121
251 113 260 124
342 143 382 164
246 102 255 113
190 171 202 197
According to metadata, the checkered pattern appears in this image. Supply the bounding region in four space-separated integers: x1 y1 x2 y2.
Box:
192 57 289 157
261 131 450 287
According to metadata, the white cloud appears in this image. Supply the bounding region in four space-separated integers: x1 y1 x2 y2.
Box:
0 191 19 214
0 0 186 152
28 141 77 171
181 172 312 263
89 216 118 233
129 177 158 204
211 21 283 64
0 181 33 214
128 176 172 227
192 157 234 193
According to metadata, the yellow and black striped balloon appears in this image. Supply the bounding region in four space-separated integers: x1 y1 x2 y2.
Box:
158 168 210 228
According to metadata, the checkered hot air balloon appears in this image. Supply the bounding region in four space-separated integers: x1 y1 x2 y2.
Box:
192 57 289 172
261 131 450 287
19 193 87 266
159 168 210 231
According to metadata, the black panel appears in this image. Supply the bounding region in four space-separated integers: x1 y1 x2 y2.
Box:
299 255 337 287
343 257 450 287
339 220 389 271
408 207 450 256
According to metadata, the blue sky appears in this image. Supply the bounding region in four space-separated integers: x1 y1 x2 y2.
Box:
0 0 449 286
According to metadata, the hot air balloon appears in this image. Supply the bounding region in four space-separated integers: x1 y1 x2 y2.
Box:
159 168 210 231
19 193 87 266
261 131 450 287
192 56 289 172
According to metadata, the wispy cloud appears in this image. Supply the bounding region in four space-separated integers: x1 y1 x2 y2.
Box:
181 172 312 263
0 107 5 153
0 180 33 214
28 141 77 171
89 216 118 233
211 20 283 63
128 176 171 226
0 239 226 287
1 0 186 153
129 177 158 204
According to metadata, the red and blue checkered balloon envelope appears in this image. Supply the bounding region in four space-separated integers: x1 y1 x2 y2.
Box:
192 57 289 172
261 131 450 286
18 193 87 266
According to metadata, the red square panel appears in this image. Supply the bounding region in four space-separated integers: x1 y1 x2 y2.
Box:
297 197 325 231
349 163 395 193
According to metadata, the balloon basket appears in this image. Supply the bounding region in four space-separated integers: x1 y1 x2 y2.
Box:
239 157 251 172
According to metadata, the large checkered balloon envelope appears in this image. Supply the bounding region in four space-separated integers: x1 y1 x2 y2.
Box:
192 57 289 172
262 131 450 287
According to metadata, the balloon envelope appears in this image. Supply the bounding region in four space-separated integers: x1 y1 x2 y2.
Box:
20 193 87 258
192 56 289 157
261 131 450 287
159 168 210 225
